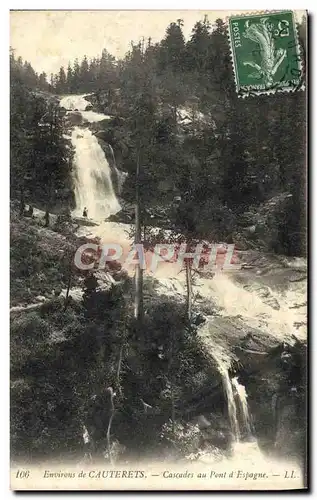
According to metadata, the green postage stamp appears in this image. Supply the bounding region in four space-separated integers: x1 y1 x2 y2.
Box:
228 11 304 96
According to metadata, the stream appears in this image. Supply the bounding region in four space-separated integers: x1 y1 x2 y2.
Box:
59 94 307 482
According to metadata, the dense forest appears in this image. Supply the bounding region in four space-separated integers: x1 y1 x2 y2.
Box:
11 16 307 256
10 14 307 470
10 49 75 213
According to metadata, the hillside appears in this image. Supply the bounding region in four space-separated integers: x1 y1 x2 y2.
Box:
10 203 307 466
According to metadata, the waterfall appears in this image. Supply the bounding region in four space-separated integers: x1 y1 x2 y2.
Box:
211 344 253 443
218 365 240 441
232 376 252 437
60 94 121 221
60 94 90 111
71 127 121 220
108 144 127 194
219 367 254 443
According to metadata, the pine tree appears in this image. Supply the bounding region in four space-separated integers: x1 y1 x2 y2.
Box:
23 61 38 88
80 55 89 91
89 58 99 92
186 17 212 74
159 20 185 71
66 62 73 93
57 66 67 93
72 58 81 93
38 72 48 91
98 49 116 96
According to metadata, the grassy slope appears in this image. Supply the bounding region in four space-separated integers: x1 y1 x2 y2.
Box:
10 206 85 306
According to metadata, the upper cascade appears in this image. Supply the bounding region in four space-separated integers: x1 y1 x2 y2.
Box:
59 94 92 111
60 94 121 221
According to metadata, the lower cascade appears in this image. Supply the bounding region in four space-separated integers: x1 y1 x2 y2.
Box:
217 363 254 444
219 366 241 441
232 376 253 438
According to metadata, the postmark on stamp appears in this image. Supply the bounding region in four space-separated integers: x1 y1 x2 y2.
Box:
228 11 304 97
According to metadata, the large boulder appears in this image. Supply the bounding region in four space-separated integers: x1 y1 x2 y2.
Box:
66 111 83 126
238 193 295 252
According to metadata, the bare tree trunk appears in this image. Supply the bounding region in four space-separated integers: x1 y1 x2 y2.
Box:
45 178 53 227
134 148 143 323
19 187 25 216
172 103 177 129
64 254 72 311
171 378 176 435
106 387 115 465
168 327 176 435
185 260 192 320
170 335 176 435
116 343 124 397
44 209 50 227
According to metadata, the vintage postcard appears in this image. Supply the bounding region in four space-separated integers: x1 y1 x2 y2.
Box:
10 9 307 491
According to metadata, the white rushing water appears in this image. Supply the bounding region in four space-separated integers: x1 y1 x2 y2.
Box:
60 95 305 483
81 110 112 122
60 94 90 111
108 144 127 192
71 127 121 220
211 351 253 443
196 349 303 485
219 366 241 441
60 94 121 220
232 376 252 437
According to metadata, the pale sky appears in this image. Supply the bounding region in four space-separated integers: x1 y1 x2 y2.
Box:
10 10 306 76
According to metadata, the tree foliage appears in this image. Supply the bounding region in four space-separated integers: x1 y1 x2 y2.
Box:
10 49 74 210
